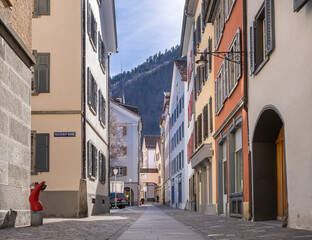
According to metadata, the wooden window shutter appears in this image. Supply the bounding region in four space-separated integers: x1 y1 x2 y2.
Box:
37 53 50 93
88 141 92 176
87 68 92 105
265 0 274 55
236 29 242 80
123 167 127 176
123 146 127 155
111 167 115 176
209 96 213 133
194 120 198 149
123 126 127 136
203 105 208 139
35 133 49 172
87 2 91 36
249 22 256 74
294 0 309 12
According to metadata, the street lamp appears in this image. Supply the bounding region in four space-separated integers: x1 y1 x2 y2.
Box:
113 168 118 209
129 179 132 206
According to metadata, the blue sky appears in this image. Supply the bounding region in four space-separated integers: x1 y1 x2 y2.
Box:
110 0 185 76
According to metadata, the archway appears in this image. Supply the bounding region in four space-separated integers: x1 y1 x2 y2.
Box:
252 107 288 221
124 187 134 206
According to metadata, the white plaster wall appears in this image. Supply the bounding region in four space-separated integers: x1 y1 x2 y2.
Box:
247 0 312 230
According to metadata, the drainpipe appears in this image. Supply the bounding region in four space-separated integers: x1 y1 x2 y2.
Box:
242 0 252 220
108 54 111 200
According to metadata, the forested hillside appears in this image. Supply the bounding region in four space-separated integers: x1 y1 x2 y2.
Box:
110 45 182 136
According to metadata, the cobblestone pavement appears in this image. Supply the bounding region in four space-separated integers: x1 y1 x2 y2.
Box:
159 205 312 240
0 207 144 240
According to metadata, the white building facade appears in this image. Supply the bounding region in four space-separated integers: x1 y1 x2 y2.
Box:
169 60 188 209
110 99 142 206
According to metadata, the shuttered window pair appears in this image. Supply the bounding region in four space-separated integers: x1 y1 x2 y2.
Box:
87 141 97 178
98 33 106 73
250 0 274 75
99 89 105 126
33 0 50 17
99 152 106 183
111 166 127 176
31 132 49 172
32 51 50 93
87 68 98 113
87 1 97 51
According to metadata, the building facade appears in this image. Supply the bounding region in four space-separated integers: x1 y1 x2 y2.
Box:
248 0 312 229
205 0 250 219
0 0 35 228
140 135 160 201
169 60 187 209
154 141 163 203
31 0 117 217
110 98 142 206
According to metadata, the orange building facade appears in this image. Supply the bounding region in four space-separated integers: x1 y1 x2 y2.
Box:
206 0 250 219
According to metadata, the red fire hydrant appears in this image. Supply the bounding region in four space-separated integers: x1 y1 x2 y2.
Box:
29 181 47 211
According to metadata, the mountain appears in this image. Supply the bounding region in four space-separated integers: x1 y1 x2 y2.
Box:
110 45 182 137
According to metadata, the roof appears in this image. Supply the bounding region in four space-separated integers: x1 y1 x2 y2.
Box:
111 97 139 115
144 135 161 149
174 60 187 81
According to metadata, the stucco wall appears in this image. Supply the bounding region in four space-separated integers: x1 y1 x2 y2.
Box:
248 0 312 230
0 0 32 50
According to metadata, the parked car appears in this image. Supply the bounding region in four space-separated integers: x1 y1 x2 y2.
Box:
110 193 128 208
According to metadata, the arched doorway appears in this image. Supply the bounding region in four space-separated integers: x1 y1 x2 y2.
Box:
124 187 134 206
252 107 288 221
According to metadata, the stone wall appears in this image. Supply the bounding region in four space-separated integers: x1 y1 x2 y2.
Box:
0 0 32 50
0 32 32 227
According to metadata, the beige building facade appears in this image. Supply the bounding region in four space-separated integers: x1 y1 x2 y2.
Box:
31 0 117 217
0 0 35 228
248 0 312 230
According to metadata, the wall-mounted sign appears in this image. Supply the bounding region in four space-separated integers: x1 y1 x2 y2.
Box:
54 132 76 137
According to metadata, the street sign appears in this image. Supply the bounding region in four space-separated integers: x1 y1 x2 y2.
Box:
54 132 76 137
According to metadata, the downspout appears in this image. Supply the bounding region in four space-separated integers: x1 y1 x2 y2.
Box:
242 0 252 220
108 54 111 201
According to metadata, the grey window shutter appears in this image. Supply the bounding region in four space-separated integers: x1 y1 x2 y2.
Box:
193 30 197 56
236 29 242 80
265 0 274 55
99 90 102 122
94 147 98 178
103 98 106 126
294 0 309 12
87 2 91 36
249 22 256 74
203 105 208 139
194 74 197 101
35 133 49 172
38 0 50 15
197 15 201 46
215 79 218 113
103 155 106 183
88 141 92 176
87 68 92 105
37 53 50 93
33 0 39 16
94 19 98 49
99 153 103 181
209 96 213 132
94 81 98 113
208 38 212 72
194 120 198 149
98 32 102 64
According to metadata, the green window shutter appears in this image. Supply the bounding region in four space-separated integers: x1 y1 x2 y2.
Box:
87 68 92 105
37 53 50 93
35 133 49 172
88 141 92 176
249 22 256 74
294 0 309 12
265 0 275 55
87 2 91 36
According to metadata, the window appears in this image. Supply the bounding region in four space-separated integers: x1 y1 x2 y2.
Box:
33 0 50 17
112 166 127 177
31 132 49 172
87 68 97 113
140 173 147 179
99 152 106 183
99 90 106 126
234 128 243 193
250 0 274 74
98 33 106 72
88 141 97 178
123 126 127 136
87 1 97 51
32 51 50 93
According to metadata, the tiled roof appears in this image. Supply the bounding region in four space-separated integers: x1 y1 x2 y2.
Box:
174 60 187 82
144 135 161 149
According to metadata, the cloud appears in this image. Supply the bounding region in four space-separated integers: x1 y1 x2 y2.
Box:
110 0 185 76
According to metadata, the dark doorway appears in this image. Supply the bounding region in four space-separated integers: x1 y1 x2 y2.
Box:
252 108 288 221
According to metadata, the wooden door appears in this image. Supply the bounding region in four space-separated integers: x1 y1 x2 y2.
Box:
276 126 288 218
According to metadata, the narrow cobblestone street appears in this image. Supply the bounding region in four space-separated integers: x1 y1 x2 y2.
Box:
1 204 312 240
